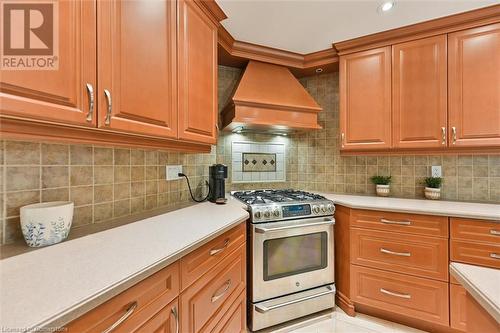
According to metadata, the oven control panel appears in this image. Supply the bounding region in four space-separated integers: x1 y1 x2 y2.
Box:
251 201 334 223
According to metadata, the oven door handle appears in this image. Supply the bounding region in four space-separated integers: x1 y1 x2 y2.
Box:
255 218 335 234
254 285 335 313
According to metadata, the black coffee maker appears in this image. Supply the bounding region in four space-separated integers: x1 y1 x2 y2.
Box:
209 164 228 204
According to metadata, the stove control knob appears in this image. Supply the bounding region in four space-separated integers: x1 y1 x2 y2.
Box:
273 208 280 217
264 210 271 218
327 204 334 213
312 205 320 214
254 211 262 219
321 205 327 213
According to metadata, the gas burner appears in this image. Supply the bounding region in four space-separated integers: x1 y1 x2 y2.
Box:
232 189 327 204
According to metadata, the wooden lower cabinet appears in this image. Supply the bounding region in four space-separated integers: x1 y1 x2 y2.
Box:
450 283 467 332
466 292 500 333
65 223 246 333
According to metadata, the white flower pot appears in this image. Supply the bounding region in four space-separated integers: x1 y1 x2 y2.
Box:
376 184 390 197
20 201 74 247
424 187 441 200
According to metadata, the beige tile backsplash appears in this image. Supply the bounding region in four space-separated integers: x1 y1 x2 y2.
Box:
1 65 498 245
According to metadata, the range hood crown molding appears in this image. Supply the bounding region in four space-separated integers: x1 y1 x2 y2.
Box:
221 60 323 132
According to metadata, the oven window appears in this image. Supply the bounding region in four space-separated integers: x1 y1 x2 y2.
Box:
263 232 327 281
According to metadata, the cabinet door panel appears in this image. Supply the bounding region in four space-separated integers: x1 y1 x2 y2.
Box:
340 47 392 150
178 0 218 144
448 23 500 147
97 0 177 138
392 35 447 149
0 0 96 126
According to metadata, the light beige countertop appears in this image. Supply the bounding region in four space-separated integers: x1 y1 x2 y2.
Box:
321 193 500 221
0 197 249 332
450 262 500 323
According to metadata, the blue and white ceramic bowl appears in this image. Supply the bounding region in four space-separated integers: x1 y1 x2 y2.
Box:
20 201 74 247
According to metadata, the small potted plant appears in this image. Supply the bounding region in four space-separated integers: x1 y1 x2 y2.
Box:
423 177 443 200
371 175 392 197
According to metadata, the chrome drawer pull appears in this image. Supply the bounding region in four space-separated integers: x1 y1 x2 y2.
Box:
209 239 229 256
490 230 500 236
85 83 94 122
380 218 411 226
380 248 411 257
104 89 112 125
490 253 500 260
102 301 138 333
441 127 446 145
211 279 231 303
255 285 335 313
452 126 457 144
380 288 411 299
171 306 179 333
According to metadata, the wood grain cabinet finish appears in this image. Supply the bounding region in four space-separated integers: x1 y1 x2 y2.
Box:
466 292 500 333
117 298 179 333
350 209 449 238
450 284 467 332
180 244 246 333
177 0 218 144
339 47 392 150
0 0 96 127
180 223 245 291
208 290 246 333
451 217 500 244
350 228 449 281
451 240 500 269
392 35 448 149
350 265 449 326
448 23 500 148
65 262 179 332
97 0 177 138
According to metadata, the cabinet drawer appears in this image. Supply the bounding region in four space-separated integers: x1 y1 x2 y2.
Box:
451 218 500 244
180 244 246 333
204 289 246 333
350 228 448 281
451 240 500 269
66 262 179 333
350 209 448 238
181 222 245 291
118 298 178 333
450 284 467 332
350 265 449 326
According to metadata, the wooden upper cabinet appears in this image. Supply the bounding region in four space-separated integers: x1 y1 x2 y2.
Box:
97 0 177 138
0 0 96 126
448 23 500 148
177 0 218 144
340 47 392 150
392 35 448 149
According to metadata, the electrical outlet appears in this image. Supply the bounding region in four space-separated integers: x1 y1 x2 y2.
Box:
431 165 442 178
166 165 183 180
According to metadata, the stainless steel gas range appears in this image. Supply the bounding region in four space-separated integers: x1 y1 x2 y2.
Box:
232 189 336 331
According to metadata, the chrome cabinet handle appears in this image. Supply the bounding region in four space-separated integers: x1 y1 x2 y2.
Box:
255 285 335 313
104 89 112 125
380 288 411 299
380 218 411 226
102 301 137 333
341 133 345 148
490 253 500 259
210 239 229 256
171 306 179 333
86 83 94 122
211 279 231 303
441 127 446 145
490 230 500 236
380 248 411 257
255 218 334 234
452 126 457 144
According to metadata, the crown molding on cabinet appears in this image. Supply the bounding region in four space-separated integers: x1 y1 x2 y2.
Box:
218 25 339 77
334 4 500 55
196 0 227 23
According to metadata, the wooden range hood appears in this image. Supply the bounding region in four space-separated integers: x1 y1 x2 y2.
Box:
221 61 323 133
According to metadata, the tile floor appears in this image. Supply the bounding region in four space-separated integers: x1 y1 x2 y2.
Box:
271 308 427 333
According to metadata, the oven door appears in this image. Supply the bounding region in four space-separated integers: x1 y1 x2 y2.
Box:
250 216 335 302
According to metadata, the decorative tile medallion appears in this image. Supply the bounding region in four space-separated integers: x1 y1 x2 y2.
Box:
242 153 276 172
231 141 286 183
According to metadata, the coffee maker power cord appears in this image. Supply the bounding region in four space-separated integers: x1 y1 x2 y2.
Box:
178 173 211 203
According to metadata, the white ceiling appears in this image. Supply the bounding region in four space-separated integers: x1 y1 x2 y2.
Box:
217 0 499 54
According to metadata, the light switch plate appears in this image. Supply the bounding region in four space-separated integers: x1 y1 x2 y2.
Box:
166 165 183 180
431 165 442 178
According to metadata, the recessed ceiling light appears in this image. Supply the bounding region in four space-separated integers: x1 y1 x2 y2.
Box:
379 1 394 12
